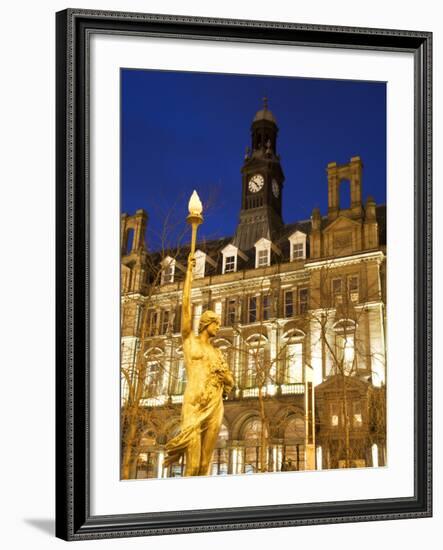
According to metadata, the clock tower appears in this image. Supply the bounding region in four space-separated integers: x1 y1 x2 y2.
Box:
233 98 285 251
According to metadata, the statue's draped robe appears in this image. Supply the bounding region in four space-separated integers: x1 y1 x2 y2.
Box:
164 342 233 468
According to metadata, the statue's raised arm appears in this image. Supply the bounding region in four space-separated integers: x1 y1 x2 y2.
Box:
181 253 195 340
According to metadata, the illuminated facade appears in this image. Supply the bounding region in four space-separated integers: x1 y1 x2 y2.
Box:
120 101 387 479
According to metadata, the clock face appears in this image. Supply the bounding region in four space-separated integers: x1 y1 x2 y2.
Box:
248 174 264 193
272 179 280 198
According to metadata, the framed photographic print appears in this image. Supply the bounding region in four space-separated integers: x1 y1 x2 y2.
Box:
55 8 432 541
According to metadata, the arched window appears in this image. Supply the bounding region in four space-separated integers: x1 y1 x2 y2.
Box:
282 416 306 471
144 347 165 397
332 319 357 375
282 329 305 386
242 334 268 390
286 343 303 383
242 417 268 474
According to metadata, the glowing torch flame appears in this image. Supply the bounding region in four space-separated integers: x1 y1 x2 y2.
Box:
188 190 203 216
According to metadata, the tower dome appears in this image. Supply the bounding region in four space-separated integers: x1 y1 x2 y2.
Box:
253 97 277 124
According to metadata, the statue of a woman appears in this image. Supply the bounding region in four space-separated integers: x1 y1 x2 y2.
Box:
164 254 234 476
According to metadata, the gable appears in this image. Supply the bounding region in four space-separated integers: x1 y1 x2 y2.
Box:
221 243 238 256
288 230 307 242
323 215 361 233
254 237 271 248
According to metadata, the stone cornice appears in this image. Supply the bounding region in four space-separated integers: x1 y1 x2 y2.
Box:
305 250 384 270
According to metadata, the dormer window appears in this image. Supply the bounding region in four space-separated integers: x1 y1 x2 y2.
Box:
293 242 304 259
225 256 236 273
253 237 281 269
163 264 175 284
257 248 269 267
255 238 271 268
221 244 247 274
288 231 307 261
161 256 175 284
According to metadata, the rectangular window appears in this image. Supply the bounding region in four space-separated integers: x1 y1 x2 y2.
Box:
162 264 174 284
332 278 343 294
224 255 236 273
173 305 181 333
214 301 223 318
284 290 293 317
148 310 158 336
226 299 236 326
248 296 257 323
332 278 343 305
299 288 308 314
262 295 271 320
286 343 303 383
348 275 359 302
257 248 269 267
292 242 304 260
160 310 170 334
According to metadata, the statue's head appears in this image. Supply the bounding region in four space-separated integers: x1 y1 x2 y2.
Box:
198 310 220 337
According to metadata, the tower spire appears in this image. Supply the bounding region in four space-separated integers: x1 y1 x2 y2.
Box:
233 99 285 250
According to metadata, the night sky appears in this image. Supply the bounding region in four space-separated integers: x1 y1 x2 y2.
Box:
121 69 386 251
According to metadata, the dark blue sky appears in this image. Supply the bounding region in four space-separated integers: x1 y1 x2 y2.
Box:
121 69 386 250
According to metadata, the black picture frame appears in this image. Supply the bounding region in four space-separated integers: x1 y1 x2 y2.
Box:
55 8 432 541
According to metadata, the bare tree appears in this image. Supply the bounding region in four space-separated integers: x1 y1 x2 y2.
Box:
120 201 190 479
304 250 387 469
220 242 387 473
221 274 311 473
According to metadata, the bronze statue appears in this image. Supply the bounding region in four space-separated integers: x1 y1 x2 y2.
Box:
164 192 234 476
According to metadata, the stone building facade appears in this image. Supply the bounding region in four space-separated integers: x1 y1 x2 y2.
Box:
120 101 387 479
